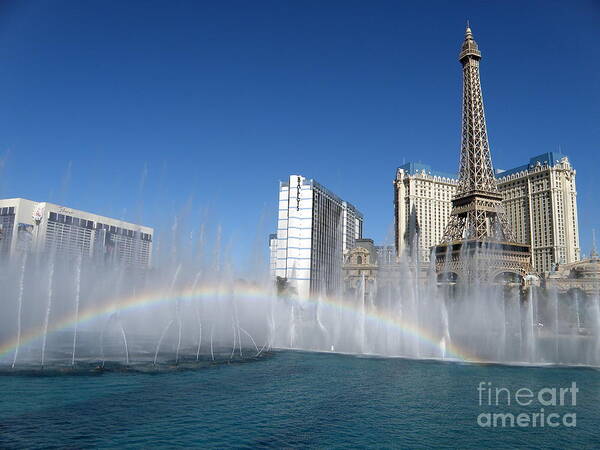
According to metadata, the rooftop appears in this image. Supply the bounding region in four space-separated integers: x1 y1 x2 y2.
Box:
399 152 570 181
280 175 363 218
496 152 568 178
0 197 153 231
397 162 457 179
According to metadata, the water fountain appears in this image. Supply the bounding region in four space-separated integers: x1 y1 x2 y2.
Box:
71 253 82 366
11 252 27 369
1 230 600 374
40 261 54 368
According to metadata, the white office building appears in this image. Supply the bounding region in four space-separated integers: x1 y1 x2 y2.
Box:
273 175 363 299
0 198 153 268
268 233 278 279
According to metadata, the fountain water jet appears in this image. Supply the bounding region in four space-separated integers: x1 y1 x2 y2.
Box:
2 223 600 371
154 319 175 365
229 322 238 360
210 325 215 361
40 261 55 368
11 252 28 369
526 288 537 362
118 320 130 366
71 254 82 366
239 327 259 355
191 271 203 361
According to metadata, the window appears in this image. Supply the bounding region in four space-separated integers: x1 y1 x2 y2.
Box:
357 255 362 264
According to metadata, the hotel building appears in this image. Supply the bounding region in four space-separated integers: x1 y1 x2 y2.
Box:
0 198 153 268
393 162 458 262
273 175 363 298
496 152 580 272
394 152 580 273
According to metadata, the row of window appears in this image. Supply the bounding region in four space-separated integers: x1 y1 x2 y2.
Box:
50 212 95 229
48 212 152 241
0 207 15 216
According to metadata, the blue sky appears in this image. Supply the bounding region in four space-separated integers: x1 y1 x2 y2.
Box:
0 1 598 267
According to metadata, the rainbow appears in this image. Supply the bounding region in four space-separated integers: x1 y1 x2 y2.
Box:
0 285 484 364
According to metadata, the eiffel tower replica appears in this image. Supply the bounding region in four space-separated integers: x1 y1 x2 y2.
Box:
434 25 531 283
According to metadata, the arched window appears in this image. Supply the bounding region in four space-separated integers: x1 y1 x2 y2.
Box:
356 256 362 265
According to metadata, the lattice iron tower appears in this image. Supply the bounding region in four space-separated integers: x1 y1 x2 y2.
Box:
435 25 531 282
442 25 513 242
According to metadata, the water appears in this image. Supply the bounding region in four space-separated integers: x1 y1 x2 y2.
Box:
0 258 600 369
1 227 599 448
71 253 82 366
0 351 598 448
10 253 27 369
2 250 600 369
40 261 54 368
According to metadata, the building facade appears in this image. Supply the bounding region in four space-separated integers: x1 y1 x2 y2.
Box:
342 239 402 300
342 239 434 307
394 163 457 262
544 249 599 297
496 152 580 273
268 233 278 279
343 238 379 301
394 153 580 273
273 175 363 299
0 198 153 268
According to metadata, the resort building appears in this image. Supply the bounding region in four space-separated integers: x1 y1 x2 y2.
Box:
394 152 580 273
393 162 457 262
342 239 402 298
496 152 580 273
343 238 379 300
273 175 363 298
544 247 599 297
0 198 153 268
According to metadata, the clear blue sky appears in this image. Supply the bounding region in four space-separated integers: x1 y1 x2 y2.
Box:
0 1 598 267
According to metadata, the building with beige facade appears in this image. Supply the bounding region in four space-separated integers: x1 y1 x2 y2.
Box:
544 248 599 297
394 152 580 273
342 239 428 303
496 152 580 273
393 162 457 262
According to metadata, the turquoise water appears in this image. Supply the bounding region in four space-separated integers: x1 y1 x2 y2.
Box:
0 351 598 448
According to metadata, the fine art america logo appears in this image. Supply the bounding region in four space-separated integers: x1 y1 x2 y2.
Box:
477 381 578 428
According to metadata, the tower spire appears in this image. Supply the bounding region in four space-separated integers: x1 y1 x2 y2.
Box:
460 23 481 62
592 229 598 259
442 24 515 242
435 26 531 282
